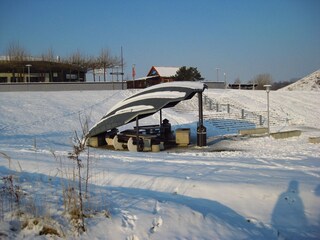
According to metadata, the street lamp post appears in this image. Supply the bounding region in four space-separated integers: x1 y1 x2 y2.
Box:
264 84 272 136
216 68 220 82
26 64 32 83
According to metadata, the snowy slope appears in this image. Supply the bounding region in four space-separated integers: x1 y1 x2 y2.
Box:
280 69 320 91
205 89 320 129
0 89 319 239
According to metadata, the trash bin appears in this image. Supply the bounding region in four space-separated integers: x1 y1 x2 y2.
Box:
160 118 172 139
176 128 190 146
197 125 207 147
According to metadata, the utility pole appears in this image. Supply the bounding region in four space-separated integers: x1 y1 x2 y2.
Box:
216 67 220 82
264 85 272 136
121 46 124 89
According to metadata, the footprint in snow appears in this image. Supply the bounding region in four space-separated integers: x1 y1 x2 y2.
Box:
153 201 161 214
121 211 138 230
126 234 140 240
150 216 163 233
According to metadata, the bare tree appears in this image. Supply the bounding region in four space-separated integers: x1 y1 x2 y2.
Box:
97 48 120 82
41 47 55 62
66 49 86 66
251 73 273 90
234 77 241 84
85 55 99 82
64 50 87 81
5 41 29 61
98 48 111 82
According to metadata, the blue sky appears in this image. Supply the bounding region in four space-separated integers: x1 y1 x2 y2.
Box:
1 0 319 82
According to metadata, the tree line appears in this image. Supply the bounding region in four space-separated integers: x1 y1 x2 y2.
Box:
234 73 298 90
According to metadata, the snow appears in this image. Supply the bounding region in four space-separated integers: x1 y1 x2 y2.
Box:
145 81 204 91
108 82 204 115
115 105 155 115
0 88 320 239
151 66 179 77
280 69 320 91
108 90 187 115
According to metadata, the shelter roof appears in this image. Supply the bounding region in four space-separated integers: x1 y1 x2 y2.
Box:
87 81 206 137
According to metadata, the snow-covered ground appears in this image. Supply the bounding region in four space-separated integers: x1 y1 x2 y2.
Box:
280 69 320 91
0 88 319 239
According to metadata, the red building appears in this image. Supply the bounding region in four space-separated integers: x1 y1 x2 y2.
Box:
127 66 179 89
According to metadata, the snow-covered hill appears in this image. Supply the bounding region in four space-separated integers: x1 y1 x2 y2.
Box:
0 89 319 239
280 69 320 91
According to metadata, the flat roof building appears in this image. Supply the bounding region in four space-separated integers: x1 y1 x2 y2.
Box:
0 59 87 83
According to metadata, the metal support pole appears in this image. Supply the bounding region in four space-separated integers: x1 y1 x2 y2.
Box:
227 104 230 113
241 109 245 119
197 92 207 147
135 116 141 151
136 116 139 139
198 92 203 126
216 103 219 112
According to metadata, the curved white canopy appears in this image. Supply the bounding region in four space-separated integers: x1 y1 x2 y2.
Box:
87 81 207 137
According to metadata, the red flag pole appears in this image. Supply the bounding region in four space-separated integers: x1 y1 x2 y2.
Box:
132 64 136 88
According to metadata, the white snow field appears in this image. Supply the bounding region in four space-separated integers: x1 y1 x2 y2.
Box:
0 88 319 239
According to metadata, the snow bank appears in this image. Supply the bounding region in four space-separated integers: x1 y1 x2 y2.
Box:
280 69 320 91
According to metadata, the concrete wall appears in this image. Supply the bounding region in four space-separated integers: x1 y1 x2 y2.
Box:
309 137 320 144
270 130 301 139
0 82 127 92
239 127 268 135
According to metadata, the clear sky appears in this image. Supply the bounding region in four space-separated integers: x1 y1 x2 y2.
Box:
1 0 319 83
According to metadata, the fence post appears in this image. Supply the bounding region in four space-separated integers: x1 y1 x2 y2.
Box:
241 109 245 119
227 104 230 113
216 103 219 112
209 99 212 110
259 115 263 125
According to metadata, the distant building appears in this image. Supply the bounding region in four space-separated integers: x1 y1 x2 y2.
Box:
0 59 87 83
127 66 179 89
228 83 257 90
203 81 226 89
